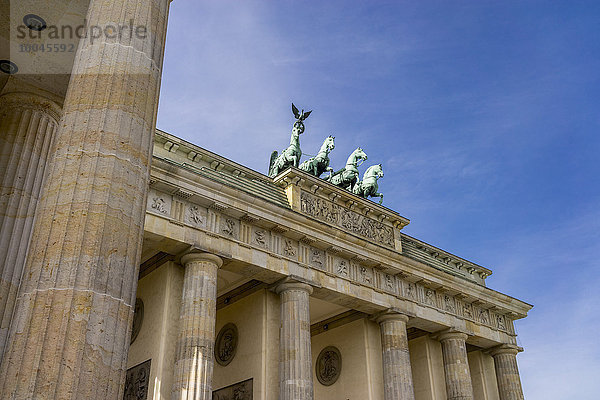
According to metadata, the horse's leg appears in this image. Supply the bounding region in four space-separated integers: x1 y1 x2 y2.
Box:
376 193 383 204
349 177 357 192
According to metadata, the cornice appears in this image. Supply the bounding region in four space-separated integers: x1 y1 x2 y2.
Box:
155 129 271 184
401 234 492 283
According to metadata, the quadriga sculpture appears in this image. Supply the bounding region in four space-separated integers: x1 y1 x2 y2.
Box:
269 103 311 177
353 164 384 204
325 147 367 191
299 135 335 177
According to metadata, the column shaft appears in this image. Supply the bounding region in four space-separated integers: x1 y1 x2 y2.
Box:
276 282 314 400
438 331 474 400
172 253 222 400
0 93 61 361
490 346 524 400
0 0 171 398
377 313 415 400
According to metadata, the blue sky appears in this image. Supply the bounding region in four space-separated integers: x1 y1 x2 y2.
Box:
157 1 600 397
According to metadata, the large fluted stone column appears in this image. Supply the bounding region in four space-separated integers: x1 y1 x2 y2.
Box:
172 253 222 400
489 345 524 400
0 92 61 362
437 330 474 400
0 0 171 398
276 281 314 400
376 311 415 400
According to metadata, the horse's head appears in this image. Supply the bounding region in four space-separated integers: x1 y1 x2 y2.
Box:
324 135 335 151
367 163 384 179
351 147 368 166
369 164 383 179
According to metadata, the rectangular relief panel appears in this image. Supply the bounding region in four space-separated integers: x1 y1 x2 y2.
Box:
213 378 253 400
123 359 151 400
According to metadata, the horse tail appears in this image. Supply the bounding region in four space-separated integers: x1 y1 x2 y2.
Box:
269 151 278 175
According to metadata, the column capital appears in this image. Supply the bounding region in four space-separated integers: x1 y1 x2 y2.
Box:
0 92 62 122
180 252 223 268
434 328 470 343
273 275 319 295
487 343 523 357
275 281 313 295
373 308 410 324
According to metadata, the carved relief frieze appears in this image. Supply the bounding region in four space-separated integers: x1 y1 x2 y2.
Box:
147 189 171 216
336 259 349 277
145 186 512 333
424 289 437 307
310 248 325 270
477 308 490 325
253 229 268 249
383 273 396 294
443 295 456 313
385 279 509 330
151 197 168 214
185 204 206 228
300 191 395 248
359 265 373 285
221 218 239 239
404 282 417 300
283 238 297 258
496 314 506 330
463 303 474 319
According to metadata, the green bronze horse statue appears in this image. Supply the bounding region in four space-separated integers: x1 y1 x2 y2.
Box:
353 164 384 204
269 103 312 177
325 147 368 191
299 135 335 177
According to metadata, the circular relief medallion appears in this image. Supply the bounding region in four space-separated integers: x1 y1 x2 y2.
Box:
0 60 18 75
215 323 238 366
316 346 342 386
23 14 47 31
130 298 144 344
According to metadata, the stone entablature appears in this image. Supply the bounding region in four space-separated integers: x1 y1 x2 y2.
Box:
145 130 532 345
153 130 492 286
146 184 525 334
